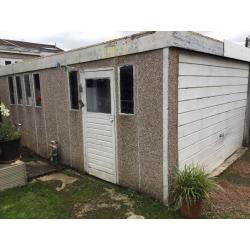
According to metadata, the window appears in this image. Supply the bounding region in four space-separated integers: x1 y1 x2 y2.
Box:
8 76 15 104
5 61 11 65
15 76 23 104
119 65 134 114
68 71 79 110
33 74 42 106
86 78 111 113
24 75 32 105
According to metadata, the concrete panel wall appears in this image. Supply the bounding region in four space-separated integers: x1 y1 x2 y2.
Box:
34 109 48 157
16 106 25 144
167 48 180 195
0 50 164 200
23 106 37 150
48 69 71 165
133 51 163 199
0 78 9 103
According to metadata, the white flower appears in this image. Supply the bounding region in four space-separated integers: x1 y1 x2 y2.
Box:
0 102 10 117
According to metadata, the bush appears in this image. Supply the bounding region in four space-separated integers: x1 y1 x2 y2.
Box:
0 102 21 141
173 165 219 209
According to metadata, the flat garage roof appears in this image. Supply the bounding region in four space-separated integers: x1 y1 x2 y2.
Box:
0 31 249 76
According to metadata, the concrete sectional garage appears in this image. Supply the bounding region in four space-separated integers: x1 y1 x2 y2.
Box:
0 31 250 204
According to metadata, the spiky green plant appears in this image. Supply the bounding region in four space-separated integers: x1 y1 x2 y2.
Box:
173 165 219 210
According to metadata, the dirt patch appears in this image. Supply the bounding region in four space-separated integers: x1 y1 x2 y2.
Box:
204 149 250 218
126 211 145 219
205 179 250 218
226 159 250 177
38 173 78 191
73 187 144 219
103 188 134 209
73 201 121 218
104 188 144 219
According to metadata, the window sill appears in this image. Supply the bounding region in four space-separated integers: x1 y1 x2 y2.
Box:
70 109 80 112
119 113 135 116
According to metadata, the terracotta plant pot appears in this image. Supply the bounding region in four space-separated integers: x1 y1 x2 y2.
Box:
0 137 21 163
180 200 203 219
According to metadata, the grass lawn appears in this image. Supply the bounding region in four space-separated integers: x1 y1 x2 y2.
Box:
0 169 180 219
1 148 250 219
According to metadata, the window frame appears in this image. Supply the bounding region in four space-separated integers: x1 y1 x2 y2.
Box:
23 74 33 106
67 70 80 111
7 76 16 105
32 72 43 108
15 74 24 106
118 64 135 115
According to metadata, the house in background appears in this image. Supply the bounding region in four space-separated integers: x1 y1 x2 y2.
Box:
0 31 250 204
0 39 63 66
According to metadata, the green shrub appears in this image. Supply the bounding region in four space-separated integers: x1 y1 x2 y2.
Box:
0 119 21 141
0 102 21 141
173 165 219 209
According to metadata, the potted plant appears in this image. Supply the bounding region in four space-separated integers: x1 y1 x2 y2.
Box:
0 102 21 163
173 165 218 218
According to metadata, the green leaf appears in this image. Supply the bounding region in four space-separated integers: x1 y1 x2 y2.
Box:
172 164 220 210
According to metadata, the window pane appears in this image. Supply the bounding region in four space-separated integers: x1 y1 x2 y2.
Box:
8 76 15 104
69 71 79 109
24 75 32 105
15 76 23 104
33 74 42 106
86 78 111 113
5 61 11 65
120 65 134 114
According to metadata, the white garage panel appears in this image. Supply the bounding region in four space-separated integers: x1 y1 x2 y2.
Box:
178 52 249 173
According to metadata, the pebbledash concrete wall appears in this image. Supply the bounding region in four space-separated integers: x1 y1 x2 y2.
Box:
167 48 179 195
0 49 164 200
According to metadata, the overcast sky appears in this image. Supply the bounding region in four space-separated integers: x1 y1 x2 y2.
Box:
0 31 250 51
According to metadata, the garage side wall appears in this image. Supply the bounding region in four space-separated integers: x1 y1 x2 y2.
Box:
178 51 249 173
79 50 164 199
0 49 164 200
0 69 78 169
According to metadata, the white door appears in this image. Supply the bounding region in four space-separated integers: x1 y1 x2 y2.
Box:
81 68 117 183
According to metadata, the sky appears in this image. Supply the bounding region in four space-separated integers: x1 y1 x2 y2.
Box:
0 31 137 51
0 31 250 51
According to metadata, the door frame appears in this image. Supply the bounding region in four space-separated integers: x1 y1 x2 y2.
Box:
80 67 118 184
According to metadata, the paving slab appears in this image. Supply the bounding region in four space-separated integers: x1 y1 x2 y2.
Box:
26 160 65 180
